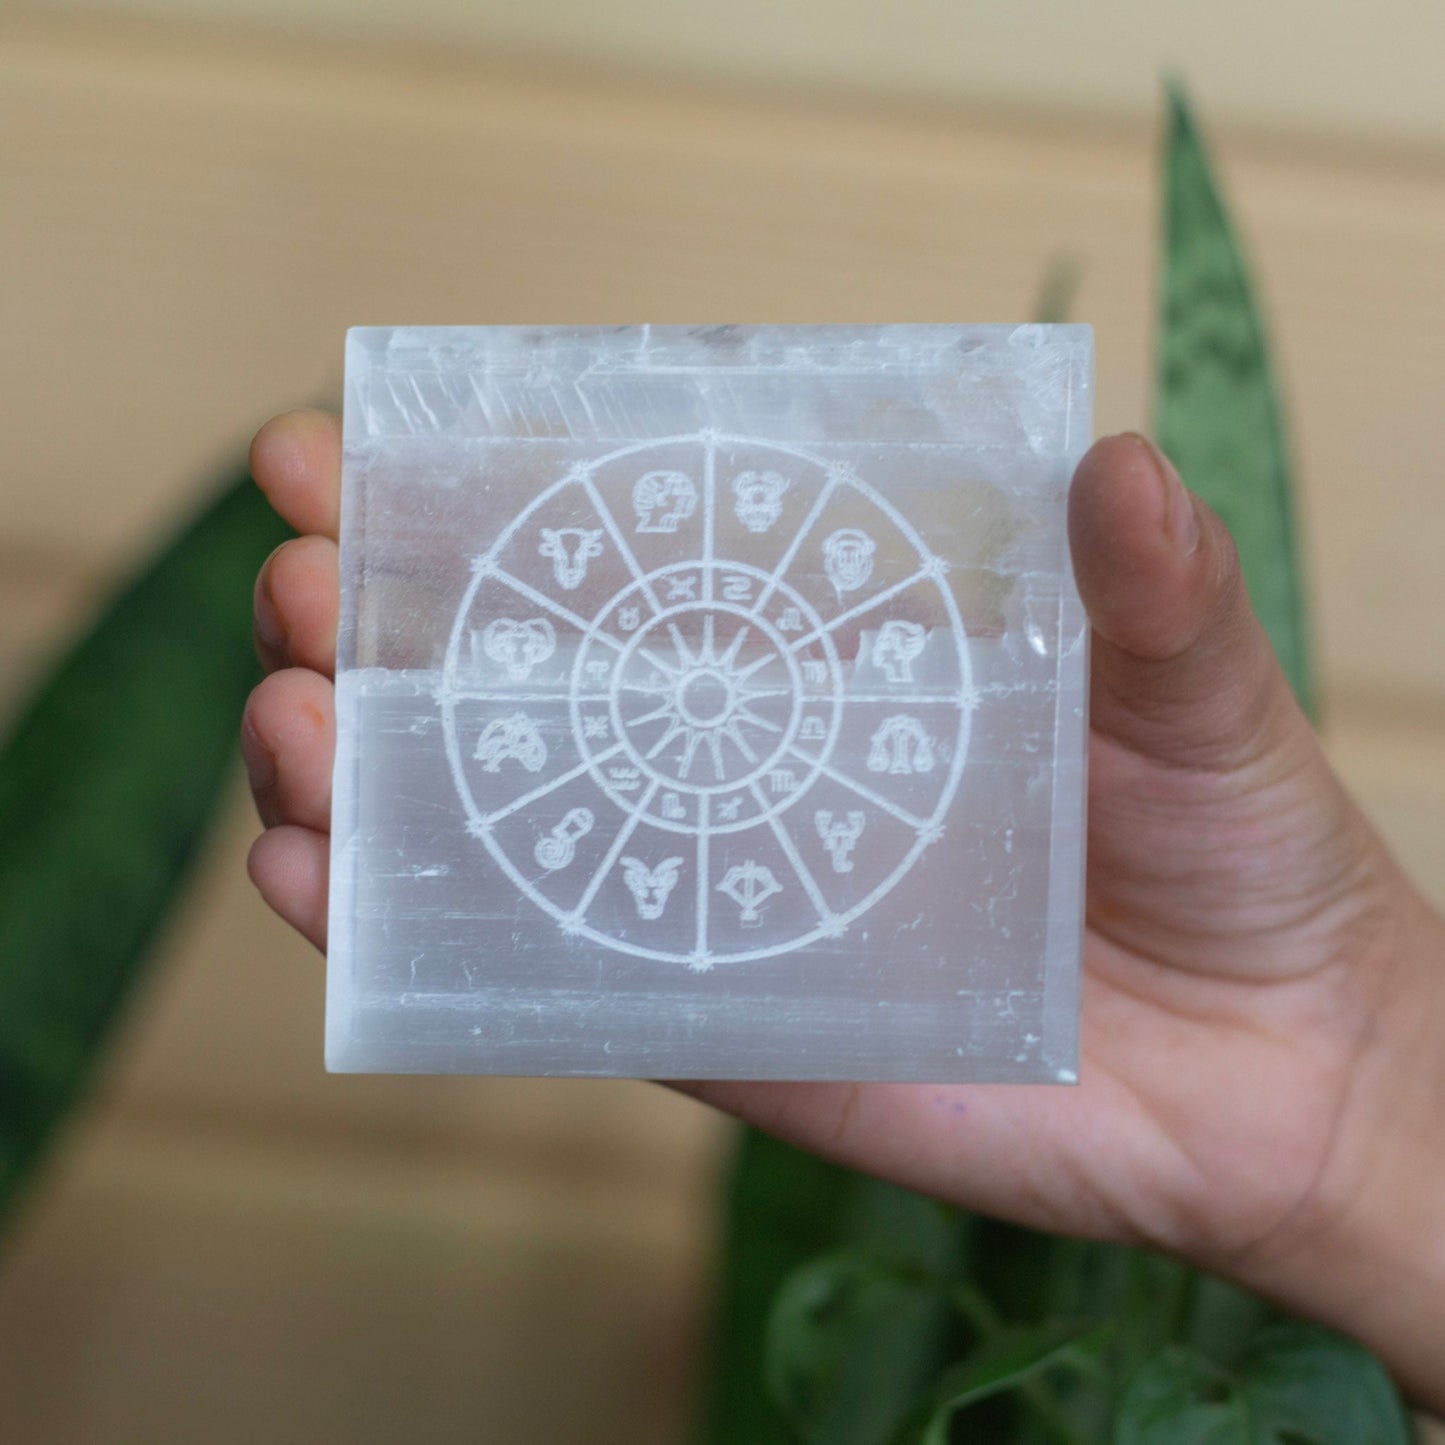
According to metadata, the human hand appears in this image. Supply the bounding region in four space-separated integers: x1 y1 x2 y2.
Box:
244 409 1445 1407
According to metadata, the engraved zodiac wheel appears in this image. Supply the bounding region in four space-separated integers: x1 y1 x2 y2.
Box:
440 433 973 969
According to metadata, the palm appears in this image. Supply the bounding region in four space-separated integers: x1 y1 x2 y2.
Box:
243 412 1411 1284
694 727 1390 1271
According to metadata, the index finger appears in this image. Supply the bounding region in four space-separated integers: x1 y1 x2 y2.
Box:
250 409 342 541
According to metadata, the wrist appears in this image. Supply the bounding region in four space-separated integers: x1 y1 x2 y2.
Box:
1248 888 1445 1410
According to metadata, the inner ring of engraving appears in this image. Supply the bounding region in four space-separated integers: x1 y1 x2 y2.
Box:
608 601 803 794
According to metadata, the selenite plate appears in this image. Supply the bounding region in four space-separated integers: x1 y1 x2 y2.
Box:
328 324 1091 1081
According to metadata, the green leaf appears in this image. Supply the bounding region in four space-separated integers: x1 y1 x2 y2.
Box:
1115 1327 1413 1444
699 1128 963 1444
918 1321 1106 1445
0 469 290 1228
1115 1349 1251 1444
1154 78 1314 718
766 1250 946 1445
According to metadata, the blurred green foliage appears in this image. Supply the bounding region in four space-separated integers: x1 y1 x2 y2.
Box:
0 474 289 1229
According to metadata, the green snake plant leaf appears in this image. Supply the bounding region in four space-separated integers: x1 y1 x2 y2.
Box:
0 468 289 1229
1155 79 1314 717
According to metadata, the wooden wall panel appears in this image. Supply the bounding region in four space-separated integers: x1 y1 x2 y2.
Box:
3 15 1444 1441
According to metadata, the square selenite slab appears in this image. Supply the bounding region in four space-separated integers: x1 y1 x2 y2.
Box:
329 324 1091 1082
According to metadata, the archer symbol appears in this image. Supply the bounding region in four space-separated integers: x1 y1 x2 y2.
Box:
717 860 783 925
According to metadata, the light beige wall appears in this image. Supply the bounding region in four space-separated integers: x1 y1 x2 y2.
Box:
18 0 1445 147
3 13 1445 1443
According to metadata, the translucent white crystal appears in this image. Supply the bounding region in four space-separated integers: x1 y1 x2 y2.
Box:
329 324 1091 1082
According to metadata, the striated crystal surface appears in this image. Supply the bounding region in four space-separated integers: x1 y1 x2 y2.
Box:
329 324 1091 1081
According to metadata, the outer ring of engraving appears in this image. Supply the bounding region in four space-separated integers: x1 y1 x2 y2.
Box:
440 432 975 966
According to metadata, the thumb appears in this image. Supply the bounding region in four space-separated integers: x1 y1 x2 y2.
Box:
1069 432 1303 772
1067 433 1385 976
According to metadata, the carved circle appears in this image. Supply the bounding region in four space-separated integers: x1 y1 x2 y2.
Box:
440 433 972 967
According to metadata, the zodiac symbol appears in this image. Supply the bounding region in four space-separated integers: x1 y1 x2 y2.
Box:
633 470 697 533
717 860 782 925
477 616 555 682
717 797 744 821
533 807 594 871
621 855 685 920
538 527 604 590
801 659 828 687
582 715 610 740
474 712 547 773
872 619 927 683
815 810 866 873
607 765 644 793
665 575 698 602
867 715 935 775
732 470 788 533
799 716 826 742
618 605 642 632
767 768 798 795
777 607 804 632
721 573 752 603
585 659 612 684
661 791 686 820
822 528 876 598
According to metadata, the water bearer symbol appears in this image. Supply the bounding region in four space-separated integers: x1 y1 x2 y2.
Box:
717 860 783 925
621 856 684 920
731 470 788 533
821 528 876 598
478 616 556 682
815 810 866 873
533 807 594 871
538 527 604 590
632 470 697 534
871 619 926 683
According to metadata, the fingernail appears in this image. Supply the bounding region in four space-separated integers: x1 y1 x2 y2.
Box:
1129 433 1199 556
254 546 289 655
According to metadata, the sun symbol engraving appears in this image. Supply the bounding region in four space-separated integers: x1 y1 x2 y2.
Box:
567 561 847 840
620 610 792 785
